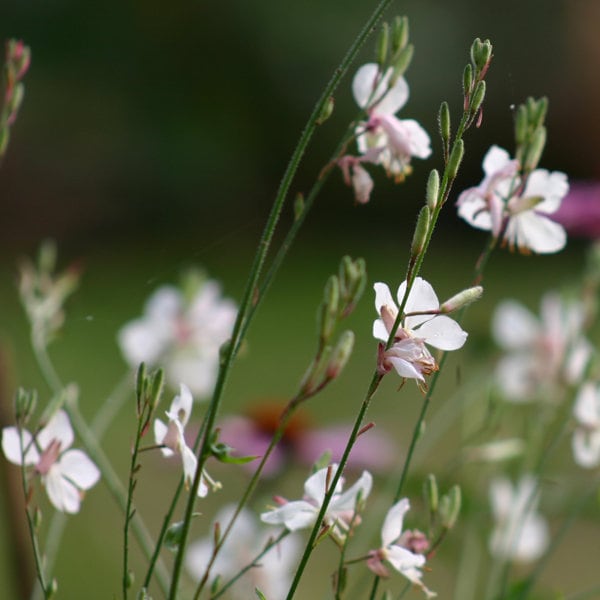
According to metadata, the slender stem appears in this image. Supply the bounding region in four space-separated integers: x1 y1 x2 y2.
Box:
30 513 67 600
90 372 133 439
169 1 396 596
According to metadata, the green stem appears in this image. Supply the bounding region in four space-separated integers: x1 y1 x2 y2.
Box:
169 1 396 596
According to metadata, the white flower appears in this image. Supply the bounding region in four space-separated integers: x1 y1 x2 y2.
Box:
186 504 300 600
457 145 569 254
2 410 100 513
489 475 549 563
260 464 372 542
119 279 237 398
373 278 468 381
154 384 220 497
367 499 436 598
492 293 591 402
572 382 600 468
352 63 431 181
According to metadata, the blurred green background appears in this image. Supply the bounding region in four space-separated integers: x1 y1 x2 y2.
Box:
1 0 599 598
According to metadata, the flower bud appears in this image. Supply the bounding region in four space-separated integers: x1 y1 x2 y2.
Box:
15 387 37 425
316 96 334 125
135 362 147 399
318 275 340 342
438 101 451 147
326 330 355 379
426 169 440 211
125 570 135 589
470 80 486 114
340 256 366 316
46 579 58 599
164 520 185 552
440 485 461 529
524 126 546 171
390 44 414 84
447 139 464 179
469 38 482 69
424 473 438 514
532 96 548 130
411 206 430 258
463 63 473 99
514 104 528 146
376 22 389 66
440 286 483 313
391 16 409 54
150 368 164 411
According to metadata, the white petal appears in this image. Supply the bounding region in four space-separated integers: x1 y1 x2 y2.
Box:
330 470 372 513
58 449 100 490
2 427 39 466
261 501 317 531
573 382 600 427
504 212 567 254
37 410 74 452
372 319 390 342
385 544 425 577
44 466 81 513
375 75 409 115
572 429 600 468
416 315 467 350
482 145 512 177
351 163 374 204
387 355 425 381
153 418 172 455
400 278 440 329
374 282 396 315
169 384 194 426
456 190 493 231
145 286 182 320
523 170 569 214
495 355 536 402
513 513 549 562
166 354 218 399
492 300 540 350
489 476 513 520
303 465 342 503
393 118 432 158
381 498 410 547
352 64 408 113
118 319 168 367
181 444 198 488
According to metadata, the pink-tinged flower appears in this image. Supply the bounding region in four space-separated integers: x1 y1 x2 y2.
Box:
457 145 569 254
219 402 396 478
572 382 600 468
2 410 100 513
119 278 237 398
338 149 381 204
492 293 591 402
373 278 468 382
261 464 372 542
489 475 549 563
551 182 600 238
186 504 300 600
352 63 431 182
367 499 436 598
154 384 220 497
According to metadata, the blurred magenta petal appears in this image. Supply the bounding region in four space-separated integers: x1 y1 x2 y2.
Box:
551 182 600 237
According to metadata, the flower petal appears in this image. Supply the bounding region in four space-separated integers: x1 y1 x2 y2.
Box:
44 466 82 513
330 470 373 513
504 212 567 254
416 315 467 350
573 382 600 427
374 282 396 315
387 355 425 381
400 278 440 329
523 169 569 214
572 429 600 468
352 63 408 113
168 383 194 426
261 500 316 531
482 145 512 177
492 301 539 350
381 498 410 547
37 410 74 452
2 426 39 466
59 449 100 490
154 418 174 456
456 190 493 231
303 465 343 503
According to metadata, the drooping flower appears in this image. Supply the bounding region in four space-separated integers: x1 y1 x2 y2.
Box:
154 384 220 497
260 464 372 542
373 278 468 382
2 410 100 513
118 277 237 398
186 504 300 600
367 499 436 598
492 293 591 402
352 63 431 182
457 145 569 254
489 475 549 563
572 381 600 468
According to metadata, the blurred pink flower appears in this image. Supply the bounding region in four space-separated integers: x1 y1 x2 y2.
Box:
218 402 396 478
551 182 600 238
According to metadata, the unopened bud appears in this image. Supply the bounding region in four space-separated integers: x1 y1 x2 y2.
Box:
136 362 147 399
440 485 461 529
515 104 528 145
316 96 334 125
440 286 483 313
376 22 389 66
46 579 58 599
326 330 355 379
469 38 482 69
318 275 340 342
470 80 486 114
150 368 164 409
411 206 430 258
340 256 367 315
15 387 37 424
390 44 414 83
447 139 464 179
463 64 473 99
475 39 492 73
424 474 439 514
164 520 185 552
391 16 409 54
532 96 548 130
438 101 451 146
524 126 546 171
426 169 440 211
125 570 135 589
294 192 305 220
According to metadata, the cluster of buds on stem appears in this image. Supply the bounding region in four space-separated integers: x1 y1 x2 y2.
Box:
422 474 461 557
375 16 413 85
463 38 492 128
514 96 548 174
135 362 164 437
1 39 30 158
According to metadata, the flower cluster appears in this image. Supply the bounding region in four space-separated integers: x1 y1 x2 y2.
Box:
2 410 100 513
457 145 569 254
118 277 237 398
373 278 468 384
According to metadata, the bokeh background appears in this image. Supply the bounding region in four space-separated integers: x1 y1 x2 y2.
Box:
1 0 599 598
